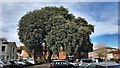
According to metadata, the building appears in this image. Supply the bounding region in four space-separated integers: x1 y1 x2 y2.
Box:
17 46 31 59
0 38 17 61
89 46 119 61
107 49 120 60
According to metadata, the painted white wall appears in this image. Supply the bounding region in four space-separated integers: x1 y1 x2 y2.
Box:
0 40 7 60
0 40 17 61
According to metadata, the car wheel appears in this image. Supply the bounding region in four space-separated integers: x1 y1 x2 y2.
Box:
71 67 75 68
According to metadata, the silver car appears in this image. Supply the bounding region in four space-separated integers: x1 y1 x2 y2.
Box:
0 60 10 68
79 62 120 68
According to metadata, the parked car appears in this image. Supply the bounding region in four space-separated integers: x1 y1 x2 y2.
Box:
69 62 78 67
116 58 120 64
22 59 33 66
80 59 93 63
0 60 10 68
74 58 93 67
27 58 38 65
50 60 76 68
79 62 120 68
12 59 26 67
9 61 20 68
89 58 99 63
69 59 81 67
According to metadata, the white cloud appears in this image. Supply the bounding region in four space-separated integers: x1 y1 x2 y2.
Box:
0 23 2 37
90 21 118 37
2 29 23 46
70 3 118 37
71 12 118 37
1 0 119 2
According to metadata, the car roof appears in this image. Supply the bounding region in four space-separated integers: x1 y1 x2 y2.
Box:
94 62 120 66
52 60 67 62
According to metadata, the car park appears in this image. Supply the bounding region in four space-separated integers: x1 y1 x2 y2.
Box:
50 60 76 68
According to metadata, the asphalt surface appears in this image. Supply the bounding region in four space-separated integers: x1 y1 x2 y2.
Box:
24 64 49 68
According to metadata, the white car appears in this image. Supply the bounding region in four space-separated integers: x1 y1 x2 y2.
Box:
0 60 4 68
89 58 98 63
69 62 77 66
79 62 120 68
27 58 37 64
12 59 26 66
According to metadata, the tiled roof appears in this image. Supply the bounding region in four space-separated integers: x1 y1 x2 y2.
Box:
108 49 120 54
3 42 17 46
0 38 7 42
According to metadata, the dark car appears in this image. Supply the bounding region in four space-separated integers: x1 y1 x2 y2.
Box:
50 60 76 68
9 61 22 68
116 59 120 64
79 62 120 68
80 59 93 63
22 60 33 66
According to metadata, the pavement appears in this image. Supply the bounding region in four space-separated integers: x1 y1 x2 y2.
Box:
24 63 50 68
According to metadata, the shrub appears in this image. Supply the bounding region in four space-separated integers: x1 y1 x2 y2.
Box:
110 58 116 61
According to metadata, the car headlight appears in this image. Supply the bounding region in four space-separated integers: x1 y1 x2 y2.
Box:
0 65 4 67
22 63 26 65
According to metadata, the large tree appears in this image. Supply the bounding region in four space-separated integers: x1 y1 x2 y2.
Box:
45 17 94 56
18 6 94 60
18 6 74 59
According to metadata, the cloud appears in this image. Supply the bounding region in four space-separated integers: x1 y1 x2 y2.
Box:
1 0 119 2
91 22 118 36
69 2 118 37
1 2 118 46
0 20 2 37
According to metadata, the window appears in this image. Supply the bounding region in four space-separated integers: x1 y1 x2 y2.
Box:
12 56 14 59
1 55 5 60
7 56 9 60
13 47 15 52
54 61 68 65
1 46 5 51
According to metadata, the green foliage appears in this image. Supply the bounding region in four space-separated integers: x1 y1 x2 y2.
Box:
110 58 116 61
18 6 94 58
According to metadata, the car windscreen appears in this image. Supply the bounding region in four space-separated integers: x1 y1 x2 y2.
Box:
0 61 4 64
54 61 68 65
82 59 92 63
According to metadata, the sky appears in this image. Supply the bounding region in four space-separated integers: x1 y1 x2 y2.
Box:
0 1 120 48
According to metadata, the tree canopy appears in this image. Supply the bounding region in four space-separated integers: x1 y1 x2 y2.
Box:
18 6 94 59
